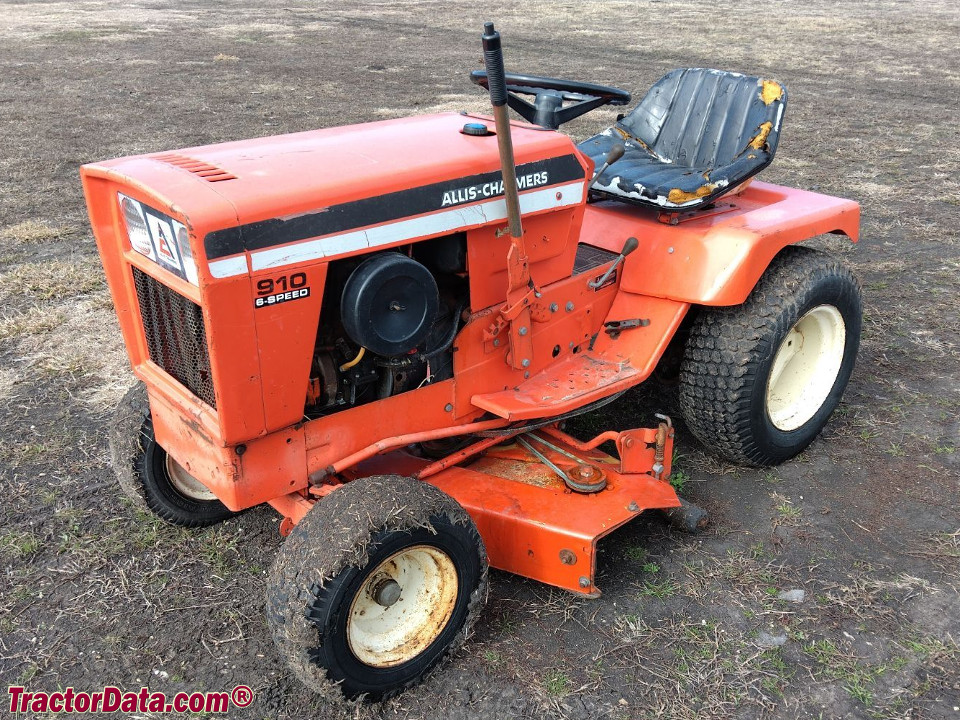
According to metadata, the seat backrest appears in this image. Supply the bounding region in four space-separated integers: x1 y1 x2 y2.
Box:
619 68 786 169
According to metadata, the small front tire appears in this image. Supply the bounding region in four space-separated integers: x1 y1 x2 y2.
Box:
266 475 487 701
108 383 235 527
138 417 236 527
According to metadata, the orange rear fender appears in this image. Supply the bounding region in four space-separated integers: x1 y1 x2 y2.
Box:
582 181 860 306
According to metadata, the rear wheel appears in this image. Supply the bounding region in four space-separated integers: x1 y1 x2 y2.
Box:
679 246 862 466
266 475 487 701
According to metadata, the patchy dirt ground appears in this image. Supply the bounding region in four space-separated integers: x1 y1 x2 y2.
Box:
1 1 958 718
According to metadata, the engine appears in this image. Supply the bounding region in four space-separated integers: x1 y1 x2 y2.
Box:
304 233 468 416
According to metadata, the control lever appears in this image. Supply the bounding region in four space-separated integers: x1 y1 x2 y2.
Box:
588 143 625 192
588 236 639 289
481 22 523 241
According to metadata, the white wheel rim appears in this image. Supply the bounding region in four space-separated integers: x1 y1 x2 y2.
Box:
766 305 846 432
347 545 458 667
165 456 217 501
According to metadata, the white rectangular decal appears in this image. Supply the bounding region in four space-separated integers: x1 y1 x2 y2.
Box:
117 192 200 286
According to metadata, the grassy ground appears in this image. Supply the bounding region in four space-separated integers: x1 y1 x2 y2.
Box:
0 1 957 718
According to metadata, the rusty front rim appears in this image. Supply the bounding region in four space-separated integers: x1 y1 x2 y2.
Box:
347 545 458 667
164 455 217 501
766 304 846 432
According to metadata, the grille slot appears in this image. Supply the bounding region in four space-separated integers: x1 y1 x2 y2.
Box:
132 267 216 409
153 153 237 182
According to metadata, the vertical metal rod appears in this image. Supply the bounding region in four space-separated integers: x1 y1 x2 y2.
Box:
482 22 523 240
493 104 523 239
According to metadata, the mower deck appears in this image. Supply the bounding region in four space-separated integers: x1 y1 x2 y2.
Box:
335 427 681 597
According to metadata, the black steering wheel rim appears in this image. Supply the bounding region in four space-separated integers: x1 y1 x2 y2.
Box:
470 70 630 129
471 70 630 103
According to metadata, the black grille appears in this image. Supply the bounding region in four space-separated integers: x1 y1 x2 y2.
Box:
132 267 216 409
574 243 619 274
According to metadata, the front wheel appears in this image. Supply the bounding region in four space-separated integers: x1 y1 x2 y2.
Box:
266 475 487 701
108 383 236 527
138 417 236 526
679 246 862 466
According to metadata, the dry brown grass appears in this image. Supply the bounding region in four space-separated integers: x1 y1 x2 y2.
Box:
0 219 69 245
0 257 105 303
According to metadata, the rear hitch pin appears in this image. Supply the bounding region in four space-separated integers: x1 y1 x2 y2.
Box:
652 413 673 480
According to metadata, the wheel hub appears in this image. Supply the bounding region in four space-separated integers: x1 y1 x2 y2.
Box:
371 577 402 607
347 545 458 668
766 304 846 432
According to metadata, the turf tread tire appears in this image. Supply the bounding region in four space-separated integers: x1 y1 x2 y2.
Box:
678 246 861 466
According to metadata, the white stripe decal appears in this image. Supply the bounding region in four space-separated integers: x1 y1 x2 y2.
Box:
207 182 585 277
208 255 250 279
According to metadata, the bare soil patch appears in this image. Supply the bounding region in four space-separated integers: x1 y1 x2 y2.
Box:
1 2 957 718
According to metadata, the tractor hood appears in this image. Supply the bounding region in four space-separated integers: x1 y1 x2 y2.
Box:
82 113 588 280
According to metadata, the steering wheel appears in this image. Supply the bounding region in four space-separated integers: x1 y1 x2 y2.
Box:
470 71 631 130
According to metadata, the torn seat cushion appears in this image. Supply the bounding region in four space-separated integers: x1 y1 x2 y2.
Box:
578 68 787 210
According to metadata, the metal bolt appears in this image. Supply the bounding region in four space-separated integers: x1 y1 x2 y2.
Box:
518 326 528 336
579 576 590 588
559 549 577 565
550 303 559 312
667 247 674 254
444 403 453 412
565 301 575 312
521 358 531 368
493 338 500 347
628 501 640 512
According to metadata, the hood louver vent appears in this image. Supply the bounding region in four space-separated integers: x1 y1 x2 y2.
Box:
153 153 237 182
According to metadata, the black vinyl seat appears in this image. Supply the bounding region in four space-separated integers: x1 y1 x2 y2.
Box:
578 68 787 211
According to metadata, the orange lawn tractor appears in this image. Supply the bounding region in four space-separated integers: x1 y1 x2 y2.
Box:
82 23 861 701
